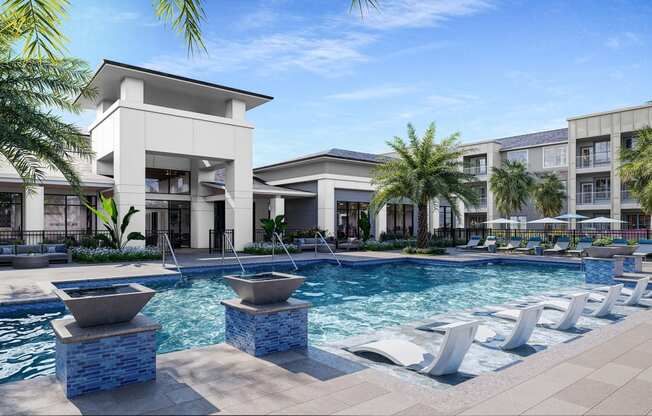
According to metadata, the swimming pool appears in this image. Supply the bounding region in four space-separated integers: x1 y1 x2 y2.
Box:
0 260 582 384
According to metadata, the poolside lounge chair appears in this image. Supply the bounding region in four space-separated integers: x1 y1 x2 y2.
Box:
634 240 652 258
543 236 570 255
457 236 481 250
497 236 522 252
473 236 497 250
493 293 589 331
611 238 629 247
515 237 541 254
567 237 593 257
594 277 649 307
547 285 622 318
349 320 480 376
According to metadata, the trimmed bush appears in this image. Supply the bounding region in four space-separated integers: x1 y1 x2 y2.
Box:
592 237 613 247
402 246 446 255
361 239 416 251
71 247 162 263
243 242 299 255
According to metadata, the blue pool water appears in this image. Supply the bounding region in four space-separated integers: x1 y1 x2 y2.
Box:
0 261 582 384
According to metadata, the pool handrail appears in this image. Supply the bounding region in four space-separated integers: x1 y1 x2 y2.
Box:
222 232 246 274
274 232 298 271
162 233 183 278
315 231 341 266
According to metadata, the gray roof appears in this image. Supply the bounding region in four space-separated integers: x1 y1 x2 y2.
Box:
495 128 568 150
255 148 388 170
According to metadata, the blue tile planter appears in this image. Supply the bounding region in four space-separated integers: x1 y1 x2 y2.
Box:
614 255 643 273
53 314 160 398
583 257 624 285
222 298 310 357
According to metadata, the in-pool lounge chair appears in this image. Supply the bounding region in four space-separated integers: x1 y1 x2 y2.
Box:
497 236 522 252
457 236 481 250
594 277 650 307
474 236 497 250
546 285 623 318
634 240 652 259
544 236 570 255
349 320 480 376
492 293 589 331
611 238 629 247
567 237 593 257
515 237 541 254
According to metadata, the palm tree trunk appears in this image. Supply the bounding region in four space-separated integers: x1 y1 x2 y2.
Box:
417 203 429 248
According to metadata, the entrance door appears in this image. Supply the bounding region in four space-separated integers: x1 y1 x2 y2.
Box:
579 147 592 168
580 182 593 204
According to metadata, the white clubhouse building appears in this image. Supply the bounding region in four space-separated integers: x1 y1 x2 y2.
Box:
0 60 650 249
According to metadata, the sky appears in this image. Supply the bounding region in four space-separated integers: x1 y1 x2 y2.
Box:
61 0 652 166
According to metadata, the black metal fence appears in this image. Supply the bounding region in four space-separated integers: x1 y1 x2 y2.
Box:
208 229 235 254
145 230 190 249
0 229 112 246
432 228 651 245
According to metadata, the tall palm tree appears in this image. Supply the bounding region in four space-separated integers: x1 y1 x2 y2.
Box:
0 23 94 193
371 123 479 248
489 160 534 220
532 173 566 218
620 127 652 214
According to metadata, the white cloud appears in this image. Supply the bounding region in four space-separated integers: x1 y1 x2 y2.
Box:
357 0 494 30
145 31 376 78
326 85 417 100
427 94 479 108
605 32 641 49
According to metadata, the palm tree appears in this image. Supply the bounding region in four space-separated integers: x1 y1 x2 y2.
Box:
620 127 652 214
489 160 534 221
371 123 479 248
0 29 94 193
532 173 566 218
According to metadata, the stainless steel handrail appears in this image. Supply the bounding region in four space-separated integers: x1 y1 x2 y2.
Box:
315 231 341 266
222 232 245 274
162 233 182 277
274 232 298 271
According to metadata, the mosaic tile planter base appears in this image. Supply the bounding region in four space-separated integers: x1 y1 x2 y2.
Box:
615 255 644 273
584 257 624 285
222 298 310 357
53 314 161 398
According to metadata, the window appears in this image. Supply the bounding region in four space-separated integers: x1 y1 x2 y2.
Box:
624 213 650 230
145 200 190 247
145 168 190 194
595 177 610 201
543 145 568 168
0 193 22 231
594 141 610 164
336 201 369 239
464 156 487 175
509 216 527 230
386 203 414 237
44 195 96 232
506 149 528 165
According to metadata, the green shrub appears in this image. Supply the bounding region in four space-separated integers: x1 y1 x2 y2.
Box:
402 246 446 255
286 228 328 240
361 239 416 251
592 237 613 247
243 242 299 255
71 247 161 263
428 238 455 248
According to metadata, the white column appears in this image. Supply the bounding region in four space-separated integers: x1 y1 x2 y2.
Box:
610 132 622 230
456 199 465 228
270 196 285 218
224 130 253 250
374 205 387 238
96 100 113 119
120 77 144 104
114 107 146 247
430 199 440 230
225 99 246 121
24 186 44 230
317 179 335 237
190 160 214 248
568 121 577 228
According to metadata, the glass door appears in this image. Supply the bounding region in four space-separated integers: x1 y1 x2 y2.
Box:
579 147 592 168
580 182 593 204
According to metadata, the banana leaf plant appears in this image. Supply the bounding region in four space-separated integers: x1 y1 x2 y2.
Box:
85 194 145 250
260 215 287 242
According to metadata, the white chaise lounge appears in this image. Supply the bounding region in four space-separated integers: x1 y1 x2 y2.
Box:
544 285 622 318
594 277 650 306
349 320 480 376
492 293 589 331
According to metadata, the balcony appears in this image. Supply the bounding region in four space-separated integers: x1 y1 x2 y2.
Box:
576 191 611 206
463 165 487 176
622 189 639 204
466 197 487 211
576 152 611 170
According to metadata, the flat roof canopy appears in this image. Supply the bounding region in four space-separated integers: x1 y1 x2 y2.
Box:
75 60 273 111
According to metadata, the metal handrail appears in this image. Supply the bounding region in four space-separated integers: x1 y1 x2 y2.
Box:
222 232 246 274
315 232 341 266
162 233 182 277
274 232 298 271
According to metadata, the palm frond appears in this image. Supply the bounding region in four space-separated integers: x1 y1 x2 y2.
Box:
154 0 206 56
350 0 379 17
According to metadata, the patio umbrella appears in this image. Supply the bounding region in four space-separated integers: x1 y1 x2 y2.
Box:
556 213 588 220
579 217 625 224
483 218 520 224
528 217 568 224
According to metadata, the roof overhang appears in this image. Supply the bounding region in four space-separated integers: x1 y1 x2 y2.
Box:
75 60 273 110
0 174 114 189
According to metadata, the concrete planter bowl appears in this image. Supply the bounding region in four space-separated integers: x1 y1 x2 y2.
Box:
54 283 155 328
224 272 305 305
585 246 637 258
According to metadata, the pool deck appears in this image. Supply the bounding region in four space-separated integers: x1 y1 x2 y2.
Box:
2 249 652 415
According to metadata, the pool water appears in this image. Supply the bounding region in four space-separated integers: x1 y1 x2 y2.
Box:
0 261 582 384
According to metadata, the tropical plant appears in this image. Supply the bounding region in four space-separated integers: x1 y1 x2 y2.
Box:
359 211 371 241
371 123 479 248
0 24 95 193
260 215 287 241
532 173 566 218
620 127 652 214
85 194 145 250
489 160 534 220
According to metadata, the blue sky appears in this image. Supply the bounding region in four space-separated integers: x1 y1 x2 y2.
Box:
62 0 652 166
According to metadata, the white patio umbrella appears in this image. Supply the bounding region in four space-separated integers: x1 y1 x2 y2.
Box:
528 217 568 224
579 217 625 224
556 213 588 220
483 218 520 225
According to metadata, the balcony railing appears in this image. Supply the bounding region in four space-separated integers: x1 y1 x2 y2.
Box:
576 191 611 205
576 152 611 169
463 165 487 175
622 189 638 203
